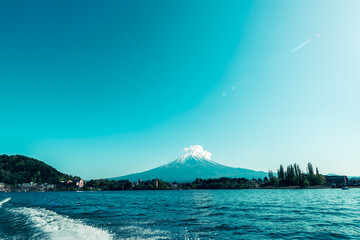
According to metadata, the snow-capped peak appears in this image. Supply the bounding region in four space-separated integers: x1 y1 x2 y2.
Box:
173 155 218 165
165 145 219 166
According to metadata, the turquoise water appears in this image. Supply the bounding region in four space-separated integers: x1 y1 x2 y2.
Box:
1 189 359 239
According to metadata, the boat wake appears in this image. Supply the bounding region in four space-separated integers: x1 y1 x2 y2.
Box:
10 207 113 240
0 198 11 208
118 225 170 240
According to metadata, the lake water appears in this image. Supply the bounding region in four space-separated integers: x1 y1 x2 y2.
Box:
1 189 359 239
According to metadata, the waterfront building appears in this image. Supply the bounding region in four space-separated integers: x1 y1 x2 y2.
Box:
46 184 56 189
325 175 349 186
21 183 36 192
152 179 159 188
76 179 85 188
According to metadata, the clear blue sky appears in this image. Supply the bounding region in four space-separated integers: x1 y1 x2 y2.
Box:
1 0 359 179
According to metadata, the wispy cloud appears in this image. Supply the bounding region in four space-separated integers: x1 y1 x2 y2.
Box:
291 33 320 53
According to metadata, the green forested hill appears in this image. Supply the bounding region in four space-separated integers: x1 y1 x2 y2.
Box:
0 154 76 184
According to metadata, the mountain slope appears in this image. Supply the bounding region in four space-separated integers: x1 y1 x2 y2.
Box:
0 154 76 184
112 155 268 183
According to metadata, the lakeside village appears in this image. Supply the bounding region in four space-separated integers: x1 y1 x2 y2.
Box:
1 163 360 193
0 179 85 193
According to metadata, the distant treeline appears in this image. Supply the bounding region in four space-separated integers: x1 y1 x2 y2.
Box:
267 162 326 187
85 179 172 191
83 177 257 191
181 177 257 189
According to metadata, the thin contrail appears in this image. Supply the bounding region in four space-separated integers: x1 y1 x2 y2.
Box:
291 33 320 53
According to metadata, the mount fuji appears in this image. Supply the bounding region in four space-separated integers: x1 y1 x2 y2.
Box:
111 145 268 182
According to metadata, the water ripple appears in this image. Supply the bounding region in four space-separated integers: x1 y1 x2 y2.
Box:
1 189 360 239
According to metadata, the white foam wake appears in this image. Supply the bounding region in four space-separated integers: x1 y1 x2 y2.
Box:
118 225 169 240
0 198 11 208
10 207 113 240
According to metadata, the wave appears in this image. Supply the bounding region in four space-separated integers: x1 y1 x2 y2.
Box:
118 225 170 240
10 207 113 240
0 198 11 208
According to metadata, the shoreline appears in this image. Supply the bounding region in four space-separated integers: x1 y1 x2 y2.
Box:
261 185 360 189
2 186 360 193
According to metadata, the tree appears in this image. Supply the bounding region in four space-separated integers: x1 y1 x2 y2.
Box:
278 165 285 179
307 162 314 175
263 176 269 183
268 170 274 180
272 177 280 186
301 179 310 188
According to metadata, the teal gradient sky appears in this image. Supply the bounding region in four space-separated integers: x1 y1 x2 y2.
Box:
1 1 359 179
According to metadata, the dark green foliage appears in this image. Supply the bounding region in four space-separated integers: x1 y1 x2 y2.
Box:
307 163 314 175
185 177 256 189
86 179 118 190
301 179 310 187
267 162 326 187
278 165 285 179
307 174 326 185
263 176 269 184
85 179 171 191
268 170 274 180
84 177 259 190
0 154 75 184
